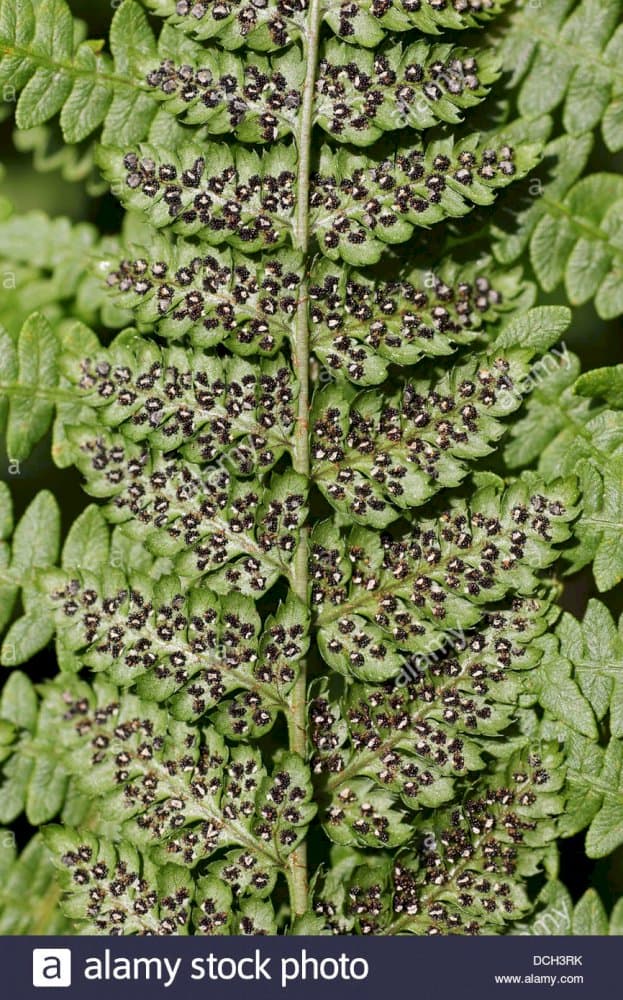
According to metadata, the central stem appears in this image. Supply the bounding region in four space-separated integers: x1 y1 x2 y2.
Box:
286 0 323 921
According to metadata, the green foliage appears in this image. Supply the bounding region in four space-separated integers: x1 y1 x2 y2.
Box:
0 832 73 933
529 174 623 320
500 0 623 151
0 211 128 333
513 881 623 936
140 0 512 49
0 0 621 938
493 0 623 319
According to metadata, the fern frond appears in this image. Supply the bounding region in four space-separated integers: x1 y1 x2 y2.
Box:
491 132 593 268
43 678 315 881
529 173 623 320
554 601 623 738
0 832 72 933
0 213 128 333
142 36 500 145
312 472 577 683
0 312 60 460
0 488 60 663
30 566 309 728
0 0 160 146
60 434 307 592
101 128 538 264
513 881 623 937
102 240 529 381
558 729 623 860
311 309 570 527
45 826 194 934
507 360 623 592
140 0 511 50
63 340 298 464
500 0 623 152
0 671 69 825
0 0 616 939
312 595 557 845
315 742 565 934
309 257 531 385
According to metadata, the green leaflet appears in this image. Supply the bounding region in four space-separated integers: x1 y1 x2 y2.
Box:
101 242 529 381
530 174 623 320
314 743 566 934
141 35 500 146
512 881 623 937
313 596 558 842
0 0 159 145
560 730 623 859
45 827 194 933
0 211 130 334
0 489 61 658
101 242 303 353
508 360 623 591
500 0 623 151
63 339 298 466
140 0 512 49
311 309 571 527
492 131 593 268
555 601 623 738
0 672 69 825
312 472 578 682
41 677 316 879
99 126 539 264
0 832 73 934
0 313 59 461
63 429 308 593
36 567 309 725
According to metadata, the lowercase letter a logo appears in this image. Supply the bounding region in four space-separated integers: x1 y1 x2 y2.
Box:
32 949 72 988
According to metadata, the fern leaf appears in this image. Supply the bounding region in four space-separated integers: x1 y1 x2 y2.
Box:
311 310 571 527
0 672 68 825
102 240 528 381
45 826 193 933
0 312 60 460
63 339 298 465
36 568 308 724
313 596 557 844
530 173 623 320
194 876 278 933
512 881 623 937
0 212 129 332
311 130 540 265
0 832 72 933
103 242 301 352
101 128 538 264
142 36 500 145
61 430 307 592
139 0 511 49
309 257 530 385
0 0 163 146
0 489 60 661
560 730 623 859
312 473 577 682
555 601 623 739
316 743 565 934
43 678 315 879
500 0 623 152
491 132 593 268
509 366 623 592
